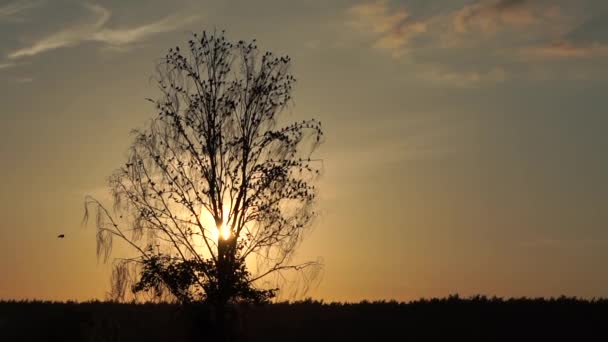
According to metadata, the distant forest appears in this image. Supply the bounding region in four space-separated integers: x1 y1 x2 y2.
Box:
1 295 606 341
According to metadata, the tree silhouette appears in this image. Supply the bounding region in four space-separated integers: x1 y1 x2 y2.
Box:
84 30 323 313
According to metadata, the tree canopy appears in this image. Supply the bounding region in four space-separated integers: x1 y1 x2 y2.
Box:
85 30 323 305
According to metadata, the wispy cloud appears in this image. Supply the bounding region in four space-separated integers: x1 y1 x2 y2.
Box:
16 77 33 83
0 0 43 20
418 66 507 87
9 4 109 59
8 3 200 59
348 0 565 55
91 14 199 46
522 41 608 59
347 0 428 57
0 62 17 70
453 0 560 34
346 0 592 83
346 0 568 62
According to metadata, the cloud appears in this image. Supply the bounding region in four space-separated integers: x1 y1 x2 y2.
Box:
9 4 109 59
418 66 507 87
91 15 199 46
454 0 530 32
346 1 602 82
373 21 427 57
347 0 568 50
16 77 33 83
522 41 608 59
347 0 562 58
8 3 200 59
453 0 560 34
0 0 43 20
0 62 17 70
347 0 428 57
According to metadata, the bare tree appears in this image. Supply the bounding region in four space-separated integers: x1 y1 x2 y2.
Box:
84 30 323 310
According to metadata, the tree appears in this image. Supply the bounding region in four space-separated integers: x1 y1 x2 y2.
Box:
84 30 323 311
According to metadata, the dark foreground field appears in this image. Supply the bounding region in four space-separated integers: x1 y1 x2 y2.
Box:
1 296 607 341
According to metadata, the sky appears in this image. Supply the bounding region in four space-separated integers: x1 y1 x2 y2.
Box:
1 0 608 302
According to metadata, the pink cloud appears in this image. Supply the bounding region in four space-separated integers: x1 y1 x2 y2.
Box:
348 0 428 57
453 0 560 34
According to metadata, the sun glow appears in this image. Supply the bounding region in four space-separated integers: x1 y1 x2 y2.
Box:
220 222 231 240
212 221 231 241
201 203 232 244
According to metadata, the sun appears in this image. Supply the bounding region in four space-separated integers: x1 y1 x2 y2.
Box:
201 203 232 244
213 221 231 241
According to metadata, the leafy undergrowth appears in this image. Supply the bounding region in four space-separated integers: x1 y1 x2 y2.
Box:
1 295 606 341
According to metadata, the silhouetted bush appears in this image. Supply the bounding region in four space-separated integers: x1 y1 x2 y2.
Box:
1 295 606 341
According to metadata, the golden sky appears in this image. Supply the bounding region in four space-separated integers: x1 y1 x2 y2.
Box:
1 0 608 302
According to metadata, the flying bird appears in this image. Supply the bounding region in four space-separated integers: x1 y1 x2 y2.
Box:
57 234 65 239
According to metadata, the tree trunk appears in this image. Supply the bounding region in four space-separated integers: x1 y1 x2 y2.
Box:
216 238 234 341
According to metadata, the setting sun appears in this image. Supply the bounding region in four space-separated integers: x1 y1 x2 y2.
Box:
214 221 231 241
200 203 233 244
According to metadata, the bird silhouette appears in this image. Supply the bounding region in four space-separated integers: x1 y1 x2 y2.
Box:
57 234 65 239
